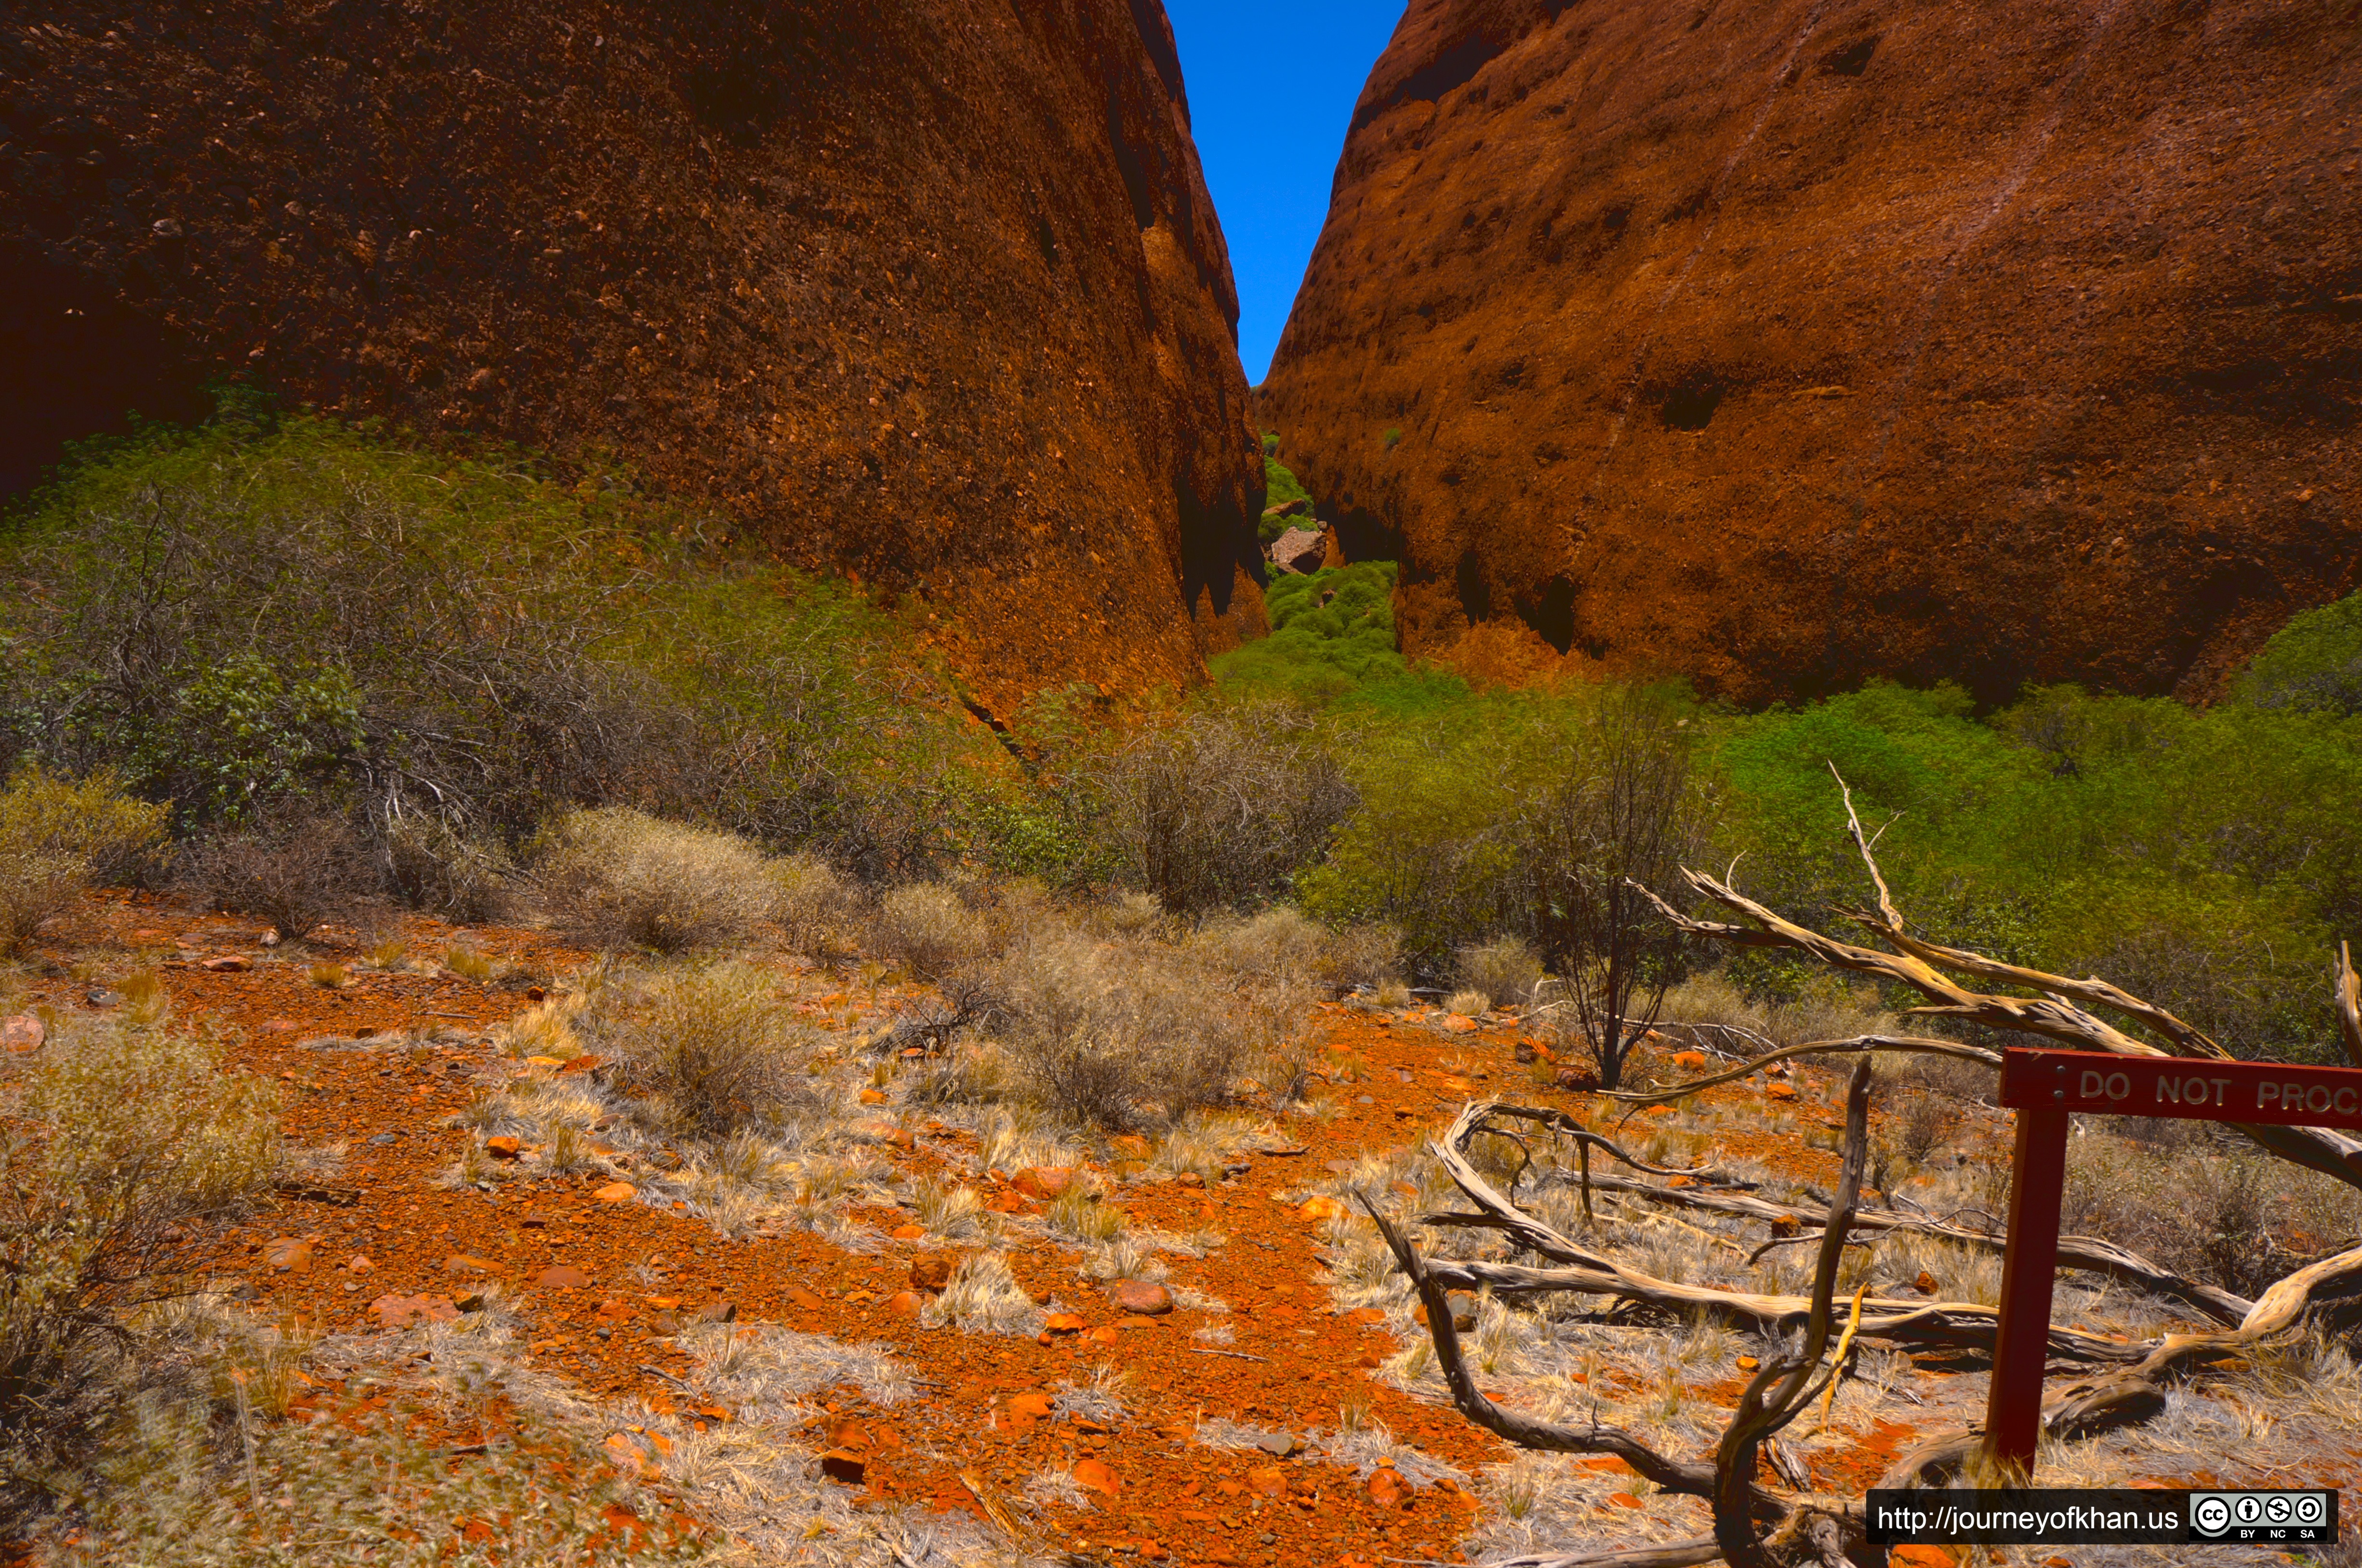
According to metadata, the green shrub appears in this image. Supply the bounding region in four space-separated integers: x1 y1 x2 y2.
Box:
2240 590 2362 716
532 808 777 954
1 403 972 880
1210 562 1408 701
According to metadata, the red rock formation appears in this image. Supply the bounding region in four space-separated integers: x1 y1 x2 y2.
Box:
1262 0 2362 703
0 1 1264 712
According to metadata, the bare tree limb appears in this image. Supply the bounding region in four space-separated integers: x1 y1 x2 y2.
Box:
1595 1034 2001 1108
1567 1173 2255 1326
1629 849 2362 1192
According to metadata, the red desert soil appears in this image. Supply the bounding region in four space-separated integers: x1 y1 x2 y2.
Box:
0 2 1267 715
1260 0 2362 705
15 891 1905 1566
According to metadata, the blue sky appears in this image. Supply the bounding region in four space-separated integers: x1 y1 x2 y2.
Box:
1165 2 1404 385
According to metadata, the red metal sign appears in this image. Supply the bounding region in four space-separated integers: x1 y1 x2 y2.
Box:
1983 1048 2362 1479
2000 1048 2362 1125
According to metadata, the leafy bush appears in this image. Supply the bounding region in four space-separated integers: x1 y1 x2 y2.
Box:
533 808 777 954
1209 562 1408 701
0 767 168 953
176 809 375 941
2240 590 2362 716
0 1003 280 1529
1 404 973 882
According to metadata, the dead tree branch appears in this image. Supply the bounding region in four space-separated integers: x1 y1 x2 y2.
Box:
1627 773 2362 1193
2338 942 2362 1071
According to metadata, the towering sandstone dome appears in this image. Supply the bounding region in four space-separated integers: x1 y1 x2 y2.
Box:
1262 0 2361 702
1 2 1265 712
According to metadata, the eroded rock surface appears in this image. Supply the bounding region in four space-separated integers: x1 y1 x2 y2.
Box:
1 1 1266 710
1262 0 2362 701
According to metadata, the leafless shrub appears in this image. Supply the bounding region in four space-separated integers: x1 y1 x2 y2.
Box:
532 807 775 954
383 814 514 922
176 809 375 940
986 923 1249 1131
771 853 857 961
1095 704 1355 918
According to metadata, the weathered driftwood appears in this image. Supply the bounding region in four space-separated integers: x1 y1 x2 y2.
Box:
1629 773 2362 1192
2338 942 2362 1071
1418 1102 2147 1364
1556 1172 2255 1327
1371 1071 1887 1568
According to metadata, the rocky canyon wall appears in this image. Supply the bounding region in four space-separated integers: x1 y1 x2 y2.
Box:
1 0 1266 713
1261 0 2362 703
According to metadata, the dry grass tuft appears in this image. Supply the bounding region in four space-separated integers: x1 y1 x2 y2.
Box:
533 806 777 954
580 961 807 1137
1456 936 1542 1010
0 1004 281 1532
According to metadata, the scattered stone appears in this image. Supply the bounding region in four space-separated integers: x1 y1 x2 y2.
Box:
1042 1313 1089 1335
691 1299 737 1323
202 955 251 973
369 1293 461 1329
0 1015 44 1054
445 1254 503 1277
263 1237 313 1274
1346 1307 1387 1325
819 1449 866 1485
594 1181 636 1204
1109 1134 1152 1160
483 1135 523 1159
1554 1064 1602 1092
1108 1279 1172 1316
1253 1431 1305 1458
1269 527 1326 574
1085 1325 1120 1345
1246 1465 1288 1498
1072 1457 1120 1495
1915 1270 1939 1294
344 1254 372 1275
890 1223 928 1240
858 1088 888 1105
534 1264 591 1289
455 1292 490 1312
910 1255 954 1292
1672 1050 1709 1070
1367 1468 1412 1509
787 1286 826 1313
1413 1292 1477 1331
1441 1014 1479 1033
1261 496 1310 521
1767 1082 1799 1101
1607 1491 1644 1510
1769 1213 1802 1238
1176 1172 1204 1188
1513 1039 1538 1064
1012 1167 1076 1200
85 988 122 1007
1736 1355 1761 1371
1299 1195 1348 1221
1114 1314 1163 1330
887 1290 926 1315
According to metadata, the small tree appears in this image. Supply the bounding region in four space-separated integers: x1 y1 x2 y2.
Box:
1521 687 1712 1088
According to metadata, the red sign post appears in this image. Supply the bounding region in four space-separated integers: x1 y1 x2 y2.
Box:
1988 1048 2362 1476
